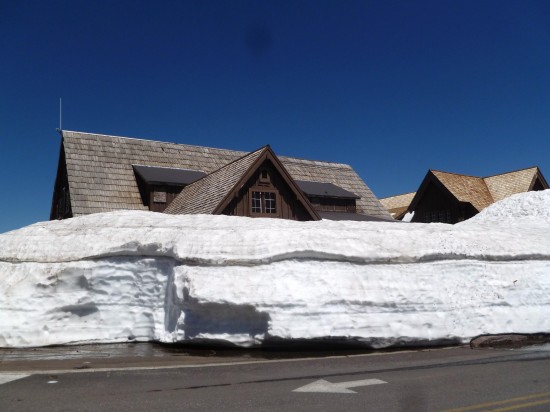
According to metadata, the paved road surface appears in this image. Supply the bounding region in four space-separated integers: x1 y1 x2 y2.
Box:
1 345 550 411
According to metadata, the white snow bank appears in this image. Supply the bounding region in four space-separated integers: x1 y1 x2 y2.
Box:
1 190 549 348
468 189 550 221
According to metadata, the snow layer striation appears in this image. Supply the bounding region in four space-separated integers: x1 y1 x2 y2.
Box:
1 190 549 348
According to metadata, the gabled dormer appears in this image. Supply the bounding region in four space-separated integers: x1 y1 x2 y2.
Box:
165 146 320 221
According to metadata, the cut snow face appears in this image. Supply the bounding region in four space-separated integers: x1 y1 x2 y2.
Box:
0 190 549 348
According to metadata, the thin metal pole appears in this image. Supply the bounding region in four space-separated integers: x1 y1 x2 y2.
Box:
59 97 62 131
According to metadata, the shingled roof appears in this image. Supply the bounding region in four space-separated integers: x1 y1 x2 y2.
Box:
428 168 548 212
484 167 545 202
379 192 416 219
55 130 391 219
431 171 494 212
386 166 548 219
164 147 265 215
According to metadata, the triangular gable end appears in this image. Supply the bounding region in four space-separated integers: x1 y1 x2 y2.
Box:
408 170 478 223
50 140 73 220
408 171 461 212
213 146 321 221
164 146 320 221
164 147 266 215
529 168 549 191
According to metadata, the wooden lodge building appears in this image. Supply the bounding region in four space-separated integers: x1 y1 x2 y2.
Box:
51 131 392 222
380 167 548 224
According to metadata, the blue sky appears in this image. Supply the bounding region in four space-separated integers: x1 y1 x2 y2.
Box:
2 1 550 233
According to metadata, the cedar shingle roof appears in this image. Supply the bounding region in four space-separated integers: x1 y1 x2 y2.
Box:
431 171 494 212
164 147 265 214
389 167 547 217
402 167 548 213
484 167 541 202
379 192 416 218
60 131 391 218
430 168 547 212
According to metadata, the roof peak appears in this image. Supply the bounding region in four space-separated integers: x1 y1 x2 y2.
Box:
482 166 539 179
430 169 484 179
430 166 540 180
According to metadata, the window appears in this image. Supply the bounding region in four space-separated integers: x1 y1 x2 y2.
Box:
264 192 276 213
251 191 277 214
252 191 262 213
425 209 451 223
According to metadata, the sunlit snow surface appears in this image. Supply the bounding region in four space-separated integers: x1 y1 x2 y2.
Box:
1 190 549 348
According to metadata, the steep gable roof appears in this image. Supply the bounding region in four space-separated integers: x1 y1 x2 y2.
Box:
57 130 391 219
405 166 548 215
431 170 494 212
164 146 320 220
483 167 546 202
164 147 265 215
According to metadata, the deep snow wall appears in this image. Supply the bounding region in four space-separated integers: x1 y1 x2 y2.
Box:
0 258 174 347
175 260 550 347
1 190 550 348
2 256 549 348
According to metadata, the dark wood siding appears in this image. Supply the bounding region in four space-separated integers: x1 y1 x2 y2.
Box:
222 160 312 221
50 144 73 220
532 177 546 191
149 185 184 213
134 173 184 213
411 182 477 224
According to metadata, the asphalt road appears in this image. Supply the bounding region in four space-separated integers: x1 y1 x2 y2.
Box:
1 345 550 411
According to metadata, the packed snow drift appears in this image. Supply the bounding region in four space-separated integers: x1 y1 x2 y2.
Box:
1 190 550 348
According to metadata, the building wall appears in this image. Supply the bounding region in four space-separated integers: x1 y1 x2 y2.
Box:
148 185 184 213
411 182 477 224
222 160 312 221
50 145 73 220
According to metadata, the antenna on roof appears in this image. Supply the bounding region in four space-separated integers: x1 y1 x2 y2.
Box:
55 97 62 134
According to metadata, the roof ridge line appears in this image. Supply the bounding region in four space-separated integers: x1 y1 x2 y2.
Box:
482 166 539 179
279 155 351 168
379 191 417 200
62 130 247 154
431 169 484 179
63 130 351 167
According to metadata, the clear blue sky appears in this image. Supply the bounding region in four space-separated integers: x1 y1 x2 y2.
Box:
2 1 550 233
